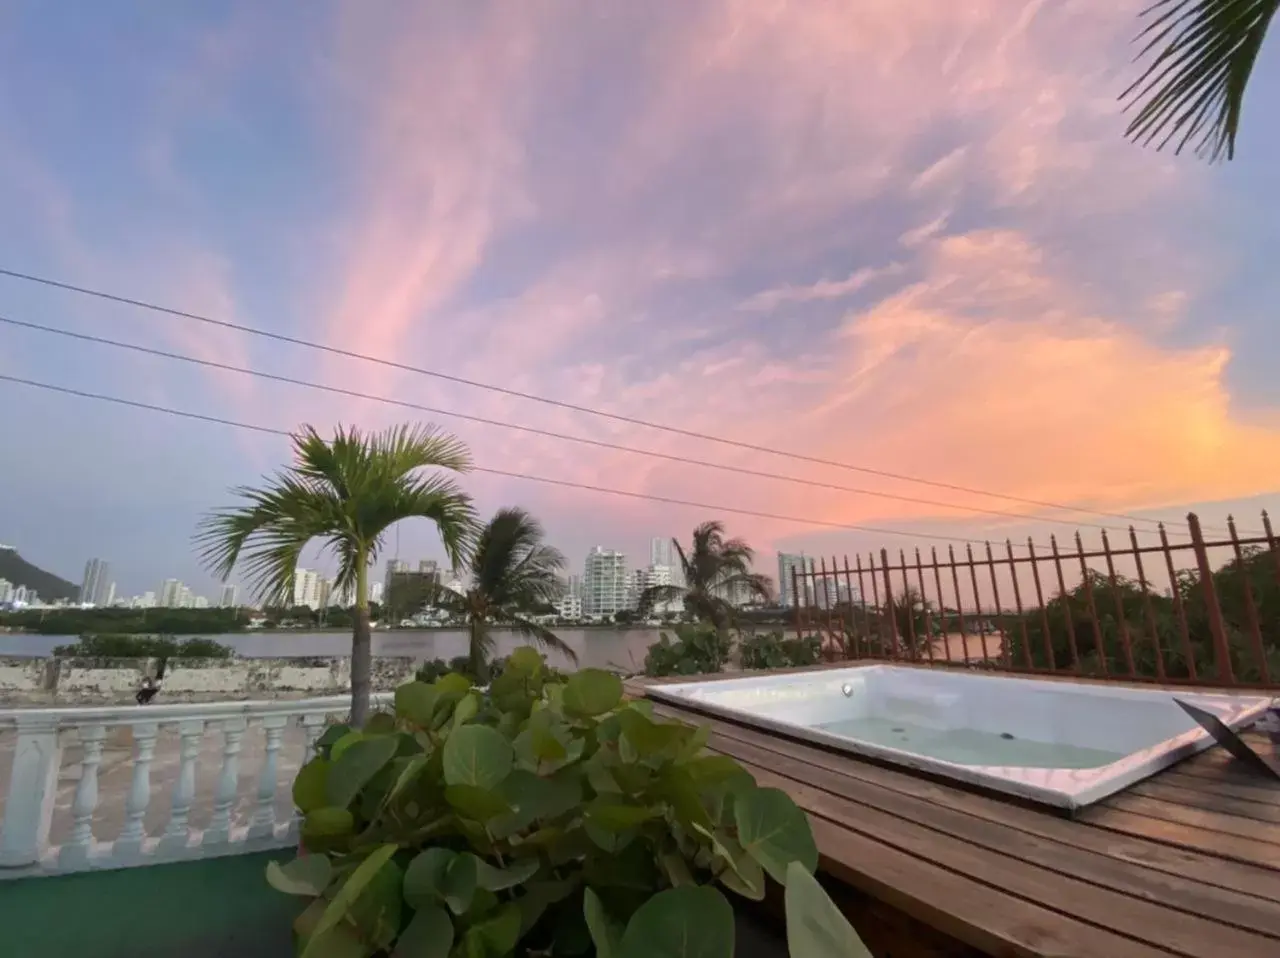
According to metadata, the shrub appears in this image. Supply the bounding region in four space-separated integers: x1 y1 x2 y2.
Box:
416 652 566 686
50 634 233 658
269 645 870 956
739 631 822 671
643 624 734 677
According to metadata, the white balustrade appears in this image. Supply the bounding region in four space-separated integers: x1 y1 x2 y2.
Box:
0 693 391 879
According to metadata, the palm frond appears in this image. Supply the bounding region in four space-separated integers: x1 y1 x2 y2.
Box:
500 613 580 666
636 584 687 616
716 571 773 603
1122 0 1278 161
468 508 565 606
366 474 477 570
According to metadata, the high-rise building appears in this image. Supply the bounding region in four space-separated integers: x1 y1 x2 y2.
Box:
632 563 682 614
650 536 676 570
583 547 628 616
81 558 111 606
293 569 323 609
159 578 183 608
384 559 409 599
370 581 385 605
219 583 239 608
566 574 583 600
777 553 815 608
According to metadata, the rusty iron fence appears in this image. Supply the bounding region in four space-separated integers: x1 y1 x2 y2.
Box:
791 511 1280 691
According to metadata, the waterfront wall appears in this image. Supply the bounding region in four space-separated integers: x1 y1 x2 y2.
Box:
0 655 418 705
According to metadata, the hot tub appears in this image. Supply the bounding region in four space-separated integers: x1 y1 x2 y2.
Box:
648 665 1274 810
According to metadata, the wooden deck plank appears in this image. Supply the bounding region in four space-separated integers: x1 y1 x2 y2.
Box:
1127 779 1280 824
1160 768 1280 805
692 719 1280 956
1089 793 1280 853
761 779 1178 957
803 815 1175 958
1168 759 1280 793
650 702 1280 905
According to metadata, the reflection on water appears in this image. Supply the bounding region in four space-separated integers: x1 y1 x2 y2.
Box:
0 629 661 673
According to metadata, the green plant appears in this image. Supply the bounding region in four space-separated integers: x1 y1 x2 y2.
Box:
643 624 735 677
427 508 578 683
268 646 869 956
196 423 477 725
416 652 566 687
50 634 233 658
738 632 821 671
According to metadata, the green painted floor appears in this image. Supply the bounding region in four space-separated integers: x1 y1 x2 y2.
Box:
1 851 299 958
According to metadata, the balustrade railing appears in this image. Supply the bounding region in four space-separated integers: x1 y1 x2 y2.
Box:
0 693 392 878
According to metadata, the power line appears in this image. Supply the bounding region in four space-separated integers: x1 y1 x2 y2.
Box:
0 312 1184 537
0 265 1195 531
1 371 1072 549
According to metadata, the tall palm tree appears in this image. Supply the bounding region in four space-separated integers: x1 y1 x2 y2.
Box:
196 423 476 725
638 521 772 632
1122 0 1277 161
428 508 578 682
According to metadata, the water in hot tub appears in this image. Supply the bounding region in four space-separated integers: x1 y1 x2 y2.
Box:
814 716 1127 769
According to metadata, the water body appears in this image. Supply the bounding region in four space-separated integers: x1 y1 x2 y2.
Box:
0 628 663 673
815 716 1124 769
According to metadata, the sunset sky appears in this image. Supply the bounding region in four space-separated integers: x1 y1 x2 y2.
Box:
2 1 1279 597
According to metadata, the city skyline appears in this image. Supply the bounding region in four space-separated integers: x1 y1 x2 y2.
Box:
4 4 1280 599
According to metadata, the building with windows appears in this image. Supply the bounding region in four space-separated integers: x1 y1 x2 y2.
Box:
292 569 323 609
219 583 239 608
583 547 628 617
777 552 815 608
81 558 111 606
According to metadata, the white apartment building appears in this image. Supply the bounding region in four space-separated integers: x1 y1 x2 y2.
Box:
219 583 239 608
555 594 583 619
777 553 815 608
293 568 324 609
81 558 111 606
0 578 13 604
583 547 628 617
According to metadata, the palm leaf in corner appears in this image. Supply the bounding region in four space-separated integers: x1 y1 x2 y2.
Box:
1122 0 1278 161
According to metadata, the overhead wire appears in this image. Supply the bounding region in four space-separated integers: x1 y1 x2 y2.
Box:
0 311 1193 537
0 265 1205 532
0 372 1111 550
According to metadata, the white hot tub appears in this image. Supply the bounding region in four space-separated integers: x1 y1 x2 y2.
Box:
648 665 1273 810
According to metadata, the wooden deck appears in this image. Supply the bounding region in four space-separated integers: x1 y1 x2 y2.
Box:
625 672 1280 958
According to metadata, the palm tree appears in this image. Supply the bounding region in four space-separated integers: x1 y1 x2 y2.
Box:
428 508 579 682
1122 0 1277 161
196 423 476 726
638 521 772 633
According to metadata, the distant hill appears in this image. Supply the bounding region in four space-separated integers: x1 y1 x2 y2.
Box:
0 547 79 601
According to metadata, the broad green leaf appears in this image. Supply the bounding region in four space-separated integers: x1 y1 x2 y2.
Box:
391 904 452 958
516 880 576 935
584 821 635 853
386 754 431 804
395 681 439 725
363 712 397 735
445 784 513 822
658 767 712 832
452 691 480 728
691 821 763 900
585 798 660 831
301 843 398 958
734 787 818 885
502 769 582 823
616 709 689 757
675 723 710 762
466 902 521 956
315 723 351 754
434 672 473 697
303 806 355 837
329 731 363 762
403 847 456 910
659 852 694 887
584 888 623 958
784 861 873 958
346 856 403 951
441 852 478 916
475 856 539 892
298 925 365 958
326 734 400 808
619 885 734 958
563 669 623 717
507 646 544 674
266 855 331 897
292 759 330 813
684 755 749 786
443 724 514 790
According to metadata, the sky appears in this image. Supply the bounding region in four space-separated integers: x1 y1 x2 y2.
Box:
1 0 1279 600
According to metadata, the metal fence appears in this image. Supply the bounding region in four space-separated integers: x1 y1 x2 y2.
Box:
791 511 1280 691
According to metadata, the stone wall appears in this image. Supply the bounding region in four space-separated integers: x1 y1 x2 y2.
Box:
0 655 418 705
